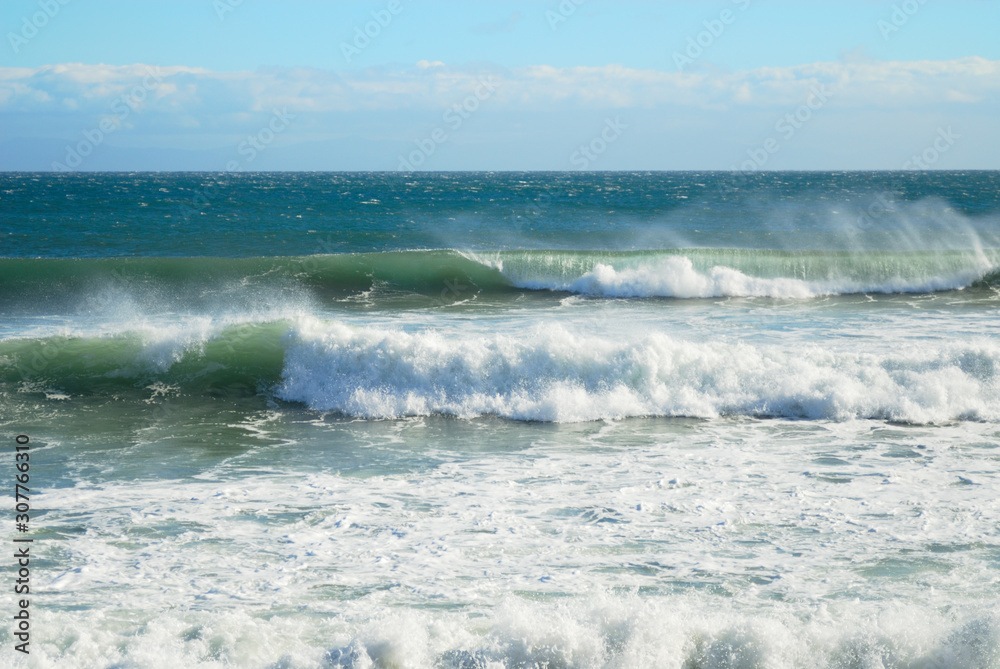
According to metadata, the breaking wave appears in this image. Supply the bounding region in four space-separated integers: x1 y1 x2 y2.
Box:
5 318 998 423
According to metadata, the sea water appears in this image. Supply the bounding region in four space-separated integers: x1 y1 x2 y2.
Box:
1 171 999 668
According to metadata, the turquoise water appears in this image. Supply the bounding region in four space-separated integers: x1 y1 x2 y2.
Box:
3 172 999 257
2 172 1000 668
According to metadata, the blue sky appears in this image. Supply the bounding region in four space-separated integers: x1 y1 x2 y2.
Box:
1 0 998 170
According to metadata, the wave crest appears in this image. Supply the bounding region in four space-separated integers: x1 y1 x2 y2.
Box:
277 320 1000 423
488 248 1000 299
5 318 999 424
2 248 997 314
568 257 816 298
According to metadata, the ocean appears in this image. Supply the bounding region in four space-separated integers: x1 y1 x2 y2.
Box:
1 171 999 668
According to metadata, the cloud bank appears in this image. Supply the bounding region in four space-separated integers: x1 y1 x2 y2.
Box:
0 58 997 170
2 57 998 114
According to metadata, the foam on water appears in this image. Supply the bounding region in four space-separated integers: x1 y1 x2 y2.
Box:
277 318 1000 423
498 252 999 299
6 311 999 424
570 258 818 298
16 600 1000 668
20 415 1000 668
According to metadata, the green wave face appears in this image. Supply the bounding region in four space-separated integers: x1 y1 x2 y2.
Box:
0 248 998 312
0 251 508 299
474 247 1000 283
0 323 289 397
5 316 1000 424
0 251 514 315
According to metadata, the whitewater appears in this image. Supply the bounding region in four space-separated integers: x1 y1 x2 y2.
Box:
2 171 1000 668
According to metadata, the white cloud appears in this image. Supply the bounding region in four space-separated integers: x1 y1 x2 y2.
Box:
1 58 997 171
0 57 997 119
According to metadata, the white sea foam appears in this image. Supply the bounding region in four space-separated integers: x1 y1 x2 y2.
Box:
22 600 1000 668
507 255 994 299
277 318 1000 423
30 422 1000 668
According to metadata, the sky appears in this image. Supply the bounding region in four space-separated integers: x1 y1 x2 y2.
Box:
1 0 998 171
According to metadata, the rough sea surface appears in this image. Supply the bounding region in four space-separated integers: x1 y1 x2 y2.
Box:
1 171 999 668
